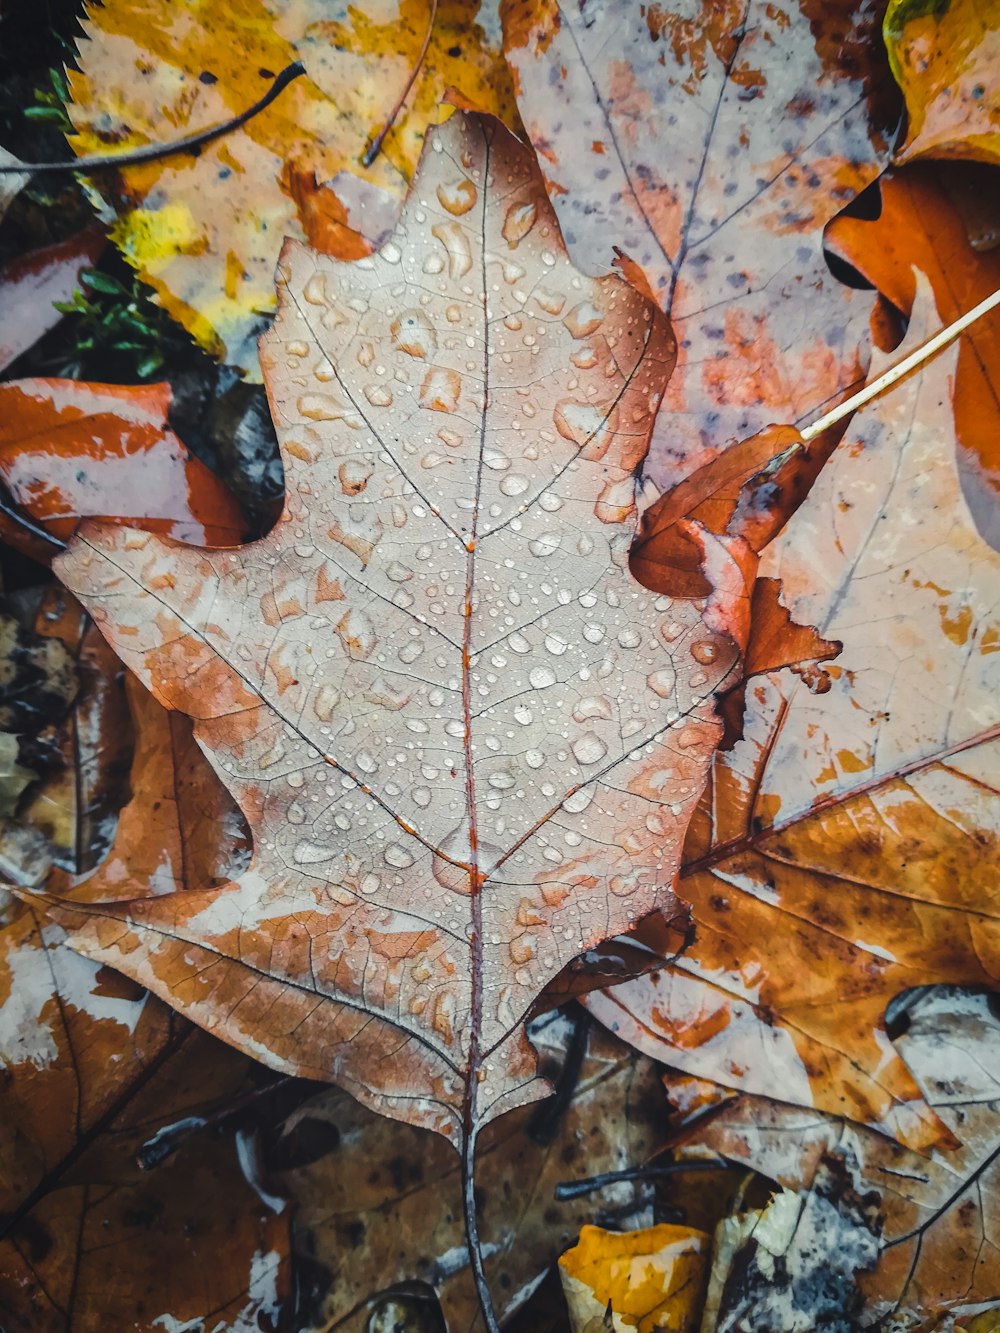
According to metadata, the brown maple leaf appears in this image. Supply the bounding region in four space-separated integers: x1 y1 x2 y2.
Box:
40 113 748 1312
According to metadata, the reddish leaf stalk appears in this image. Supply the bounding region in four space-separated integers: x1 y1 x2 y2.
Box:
362 0 439 167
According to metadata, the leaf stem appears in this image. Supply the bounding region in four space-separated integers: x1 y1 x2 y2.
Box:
361 0 438 168
0 62 306 174
800 284 1000 441
461 1124 501 1333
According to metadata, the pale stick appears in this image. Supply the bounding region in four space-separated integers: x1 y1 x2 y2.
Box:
800 285 1000 443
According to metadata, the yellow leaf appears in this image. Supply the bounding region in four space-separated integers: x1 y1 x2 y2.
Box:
67 0 519 377
559 1223 709 1333
885 0 1000 166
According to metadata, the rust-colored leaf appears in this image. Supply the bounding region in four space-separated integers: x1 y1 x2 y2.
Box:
500 0 896 489
45 113 746 1151
826 162 1000 532
885 0 1000 166
0 226 106 374
0 378 246 556
586 279 1000 1150
66 0 520 375
0 898 291 1332
683 988 1000 1323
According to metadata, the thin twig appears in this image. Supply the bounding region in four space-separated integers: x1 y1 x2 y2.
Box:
554 1158 737 1202
0 483 68 551
0 63 305 175
800 284 1000 441
361 0 438 167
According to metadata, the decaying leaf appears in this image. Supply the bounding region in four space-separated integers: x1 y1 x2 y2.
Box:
0 378 246 554
683 988 1000 1324
14 588 131 878
885 0 1000 166
279 1014 668 1330
697 1156 880 1333
559 1220 709 1332
44 112 746 1149
586 279 1000 1149
66 0 518 375
500 0 896 488
0 145 29 227
0 226 106 375
0 897 291 1333
826 162 1000 537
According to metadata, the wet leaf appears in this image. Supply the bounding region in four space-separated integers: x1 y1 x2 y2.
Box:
0 226 106 374
559 1221 709 1332
683 988 1000 1324
0 898 292 1333
500 0 896 490
44 112 745 1146
585 279 1000 1150
66 0 518 375
826 162 1000 537
0 378 246 557
46 669 251 903
278 1015 669 1330
885 0 1000 166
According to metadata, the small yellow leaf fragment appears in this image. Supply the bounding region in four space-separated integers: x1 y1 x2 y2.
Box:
559 1223 709 1332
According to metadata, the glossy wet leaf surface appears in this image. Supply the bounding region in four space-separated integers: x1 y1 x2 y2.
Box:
0 378 246 555
885 0 1000 166
44 111 747 1145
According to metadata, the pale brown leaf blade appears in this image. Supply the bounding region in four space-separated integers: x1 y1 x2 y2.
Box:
47 112 746 1145
500 0 896 490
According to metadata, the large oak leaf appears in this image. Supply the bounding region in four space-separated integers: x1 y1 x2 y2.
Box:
587 281 1000 1149
500 0 897 489
47 114 745 1144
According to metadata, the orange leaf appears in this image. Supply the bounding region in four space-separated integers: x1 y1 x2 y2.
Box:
0 378 246 554
587 279 1000 1151
826 162 1000 528
885 0 1000 166
559 1222 709 1332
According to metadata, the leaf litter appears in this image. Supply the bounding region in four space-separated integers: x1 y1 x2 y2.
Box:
0 2 999 1328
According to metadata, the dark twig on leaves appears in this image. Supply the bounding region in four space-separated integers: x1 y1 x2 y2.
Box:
0 63 306 175
554 1158 739 1202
